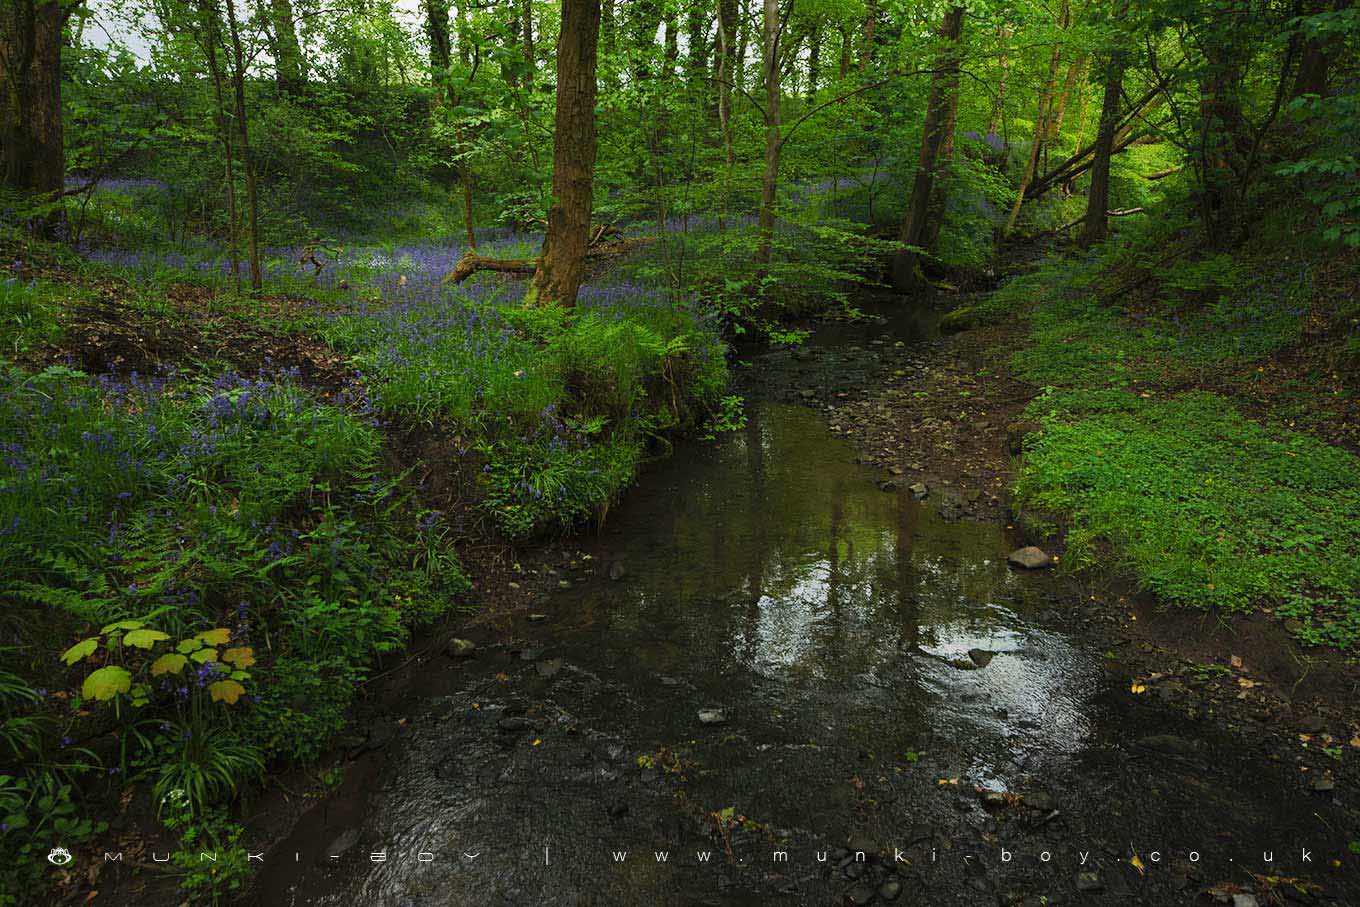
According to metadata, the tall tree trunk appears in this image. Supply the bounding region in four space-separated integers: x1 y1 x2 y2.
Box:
838 25 851 78
1080 61 1124 245
686 0 708 86
806 21 820 98
664 11 679 77
987 25 1010 136
1196 3 1249 247
1003 4 1066 236
526 0 601 307
734 0 749 89
224 0 261 291
521 0 535 67
456 1 471 67
890 5 964 291
269 0 305 91
0 0 69 237
197 0 242 287
1291 0 1335 98
859 0 877 72
426 0 451 72
716 0 738 228
755 0 781 266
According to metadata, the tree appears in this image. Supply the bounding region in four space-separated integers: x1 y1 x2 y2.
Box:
0 0 81 236
890 5 964 291
268 0 306 91
755 0 783 265
1080 2 1129 248
525 0 602 306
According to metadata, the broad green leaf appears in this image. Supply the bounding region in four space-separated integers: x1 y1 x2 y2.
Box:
123 629 170 649
176 638 203 654
222 646 255 668
195 628 232 646
150 653 188 676
190 648 219 665
82 666 132 702
60 638 99 665
208 680 246 705
100 619 144 634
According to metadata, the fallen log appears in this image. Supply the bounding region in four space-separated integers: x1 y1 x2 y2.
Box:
1039 206 1145 238
444 232 649 285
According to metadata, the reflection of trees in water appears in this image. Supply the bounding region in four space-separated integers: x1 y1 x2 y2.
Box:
610 403 1029 677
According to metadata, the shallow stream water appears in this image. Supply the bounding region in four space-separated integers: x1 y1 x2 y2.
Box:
246 298 1357 906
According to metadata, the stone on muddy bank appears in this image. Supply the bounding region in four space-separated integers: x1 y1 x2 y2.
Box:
1074 870 1104 892
447 637 477 658
1006 420 1043 455
846 883 875 905
908 482 929 500
878 879 902 901
697 708 727 726
1007 546 1052 569
939 303 987 333
535 658 564 678
967 648 996 668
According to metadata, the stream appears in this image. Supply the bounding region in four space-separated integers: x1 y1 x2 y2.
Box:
246 297 1357 906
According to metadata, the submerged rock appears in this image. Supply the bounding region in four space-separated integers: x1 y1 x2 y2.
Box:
967 648 995 668
447 637 477 657
1007 546 1052 569
697 708 727 726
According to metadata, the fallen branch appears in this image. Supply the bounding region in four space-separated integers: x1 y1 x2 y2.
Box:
1141 166 1181 180
1039 206 1145 238
444 230 646 285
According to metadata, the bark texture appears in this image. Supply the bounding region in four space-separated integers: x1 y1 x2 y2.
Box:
0 0 69 235
890 5 964 292
527 0 601 306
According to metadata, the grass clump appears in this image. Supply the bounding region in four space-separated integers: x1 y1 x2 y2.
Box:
999 220 1360 647
1017 389 1360 646
0 361 468 888
324 281 728 537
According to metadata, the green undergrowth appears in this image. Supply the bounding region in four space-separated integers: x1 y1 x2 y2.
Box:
970 215 1360 647
322 286 729 537
0 362 467 894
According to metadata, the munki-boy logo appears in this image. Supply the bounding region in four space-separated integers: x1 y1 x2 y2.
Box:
47 846 73 866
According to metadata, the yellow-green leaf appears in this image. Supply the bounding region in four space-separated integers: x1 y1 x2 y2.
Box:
82 666 132 702
150 653 188 676
123 629 170 650
208 680 246 705
221 646 255 668
100 619 144 634
176 638 203 654
60 637 100 666
195 628 231 646
190 648 219 664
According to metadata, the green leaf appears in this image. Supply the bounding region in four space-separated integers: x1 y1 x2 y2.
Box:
123 629 170 649
81 666 132 701
190 648 219 665
176 638 203 654
150 653 188 676
195 628 232 646
208 679 246 704
60 637 99 665
100 619 144 634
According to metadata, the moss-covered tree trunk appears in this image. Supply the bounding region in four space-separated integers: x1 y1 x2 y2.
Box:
0 0 70 237
269 0 306 91
525 0 600 307
755 0 781 266
890 5 964 292
1080 43 1125 248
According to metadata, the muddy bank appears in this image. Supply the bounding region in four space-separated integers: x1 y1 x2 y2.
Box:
205 289 1360 907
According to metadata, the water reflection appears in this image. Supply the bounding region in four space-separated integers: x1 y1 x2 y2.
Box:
567 401 1098 760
